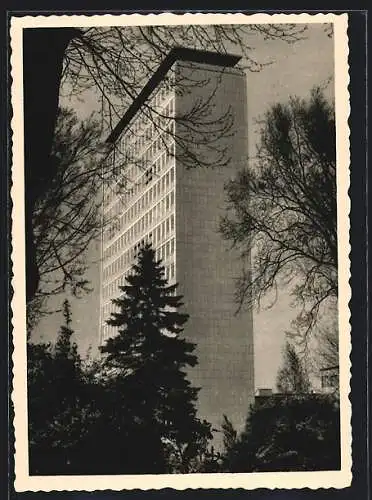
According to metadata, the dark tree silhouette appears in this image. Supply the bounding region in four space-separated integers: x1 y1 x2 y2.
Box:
23 24 310 304
27 299 91 474
100 243 212 473
27 248 215 475
220 88 337 338
224 394 340 472
276 342 311 394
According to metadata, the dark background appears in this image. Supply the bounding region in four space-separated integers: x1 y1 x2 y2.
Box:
1 6 369 500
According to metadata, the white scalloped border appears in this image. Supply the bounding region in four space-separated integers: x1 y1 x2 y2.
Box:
10 12 351 492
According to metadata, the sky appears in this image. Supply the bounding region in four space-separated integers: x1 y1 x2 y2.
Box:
33 23 334 390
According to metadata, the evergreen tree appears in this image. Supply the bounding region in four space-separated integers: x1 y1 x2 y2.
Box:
28 300 95 474
226 394 340 472
276 342 311 394
100 243 212 472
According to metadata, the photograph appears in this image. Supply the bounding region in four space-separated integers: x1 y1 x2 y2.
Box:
10 12 351 491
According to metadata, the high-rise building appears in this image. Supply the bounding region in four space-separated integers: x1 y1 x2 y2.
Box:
99 47 254 433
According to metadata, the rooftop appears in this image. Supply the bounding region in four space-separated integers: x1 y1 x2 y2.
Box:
106 46 242 144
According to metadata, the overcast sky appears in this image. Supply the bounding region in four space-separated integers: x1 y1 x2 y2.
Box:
33 23 334 390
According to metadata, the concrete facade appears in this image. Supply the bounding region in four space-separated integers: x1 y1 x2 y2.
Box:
100 48 254 433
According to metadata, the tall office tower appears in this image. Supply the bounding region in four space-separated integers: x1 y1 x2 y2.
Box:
100 47 254 433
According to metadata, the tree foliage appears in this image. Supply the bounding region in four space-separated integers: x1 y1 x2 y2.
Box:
276 341 311 394
100 243 212 472
27 299 97 474
28 108 105 326
223 394 340 472
27 295 340 474
220 88 337 338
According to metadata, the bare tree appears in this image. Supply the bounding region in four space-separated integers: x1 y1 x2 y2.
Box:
315 316 339 370
220 88 337 339
27 107 107 328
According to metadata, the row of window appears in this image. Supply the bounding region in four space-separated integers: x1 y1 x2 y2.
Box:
102 236 175 299
103 117 176 210
105 161 174 224
104 169 175 243
104 139 175 212
122 149 175 210
104 189 175 260
123 100 175 158
103 213 175 279
127 119 175 165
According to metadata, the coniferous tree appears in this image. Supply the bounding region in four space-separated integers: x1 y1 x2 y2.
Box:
225 394 340 472
276 342 311 394
100 243 212 473
28 300 94 474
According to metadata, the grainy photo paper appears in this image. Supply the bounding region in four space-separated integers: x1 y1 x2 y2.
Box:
11 12 351 492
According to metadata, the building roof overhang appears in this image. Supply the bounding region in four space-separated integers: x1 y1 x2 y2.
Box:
106 46 242 145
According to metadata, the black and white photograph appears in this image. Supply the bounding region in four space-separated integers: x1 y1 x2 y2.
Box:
10 12 351 491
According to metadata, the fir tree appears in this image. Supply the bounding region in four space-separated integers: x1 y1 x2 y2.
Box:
276 342 311 394
100 243 212 472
